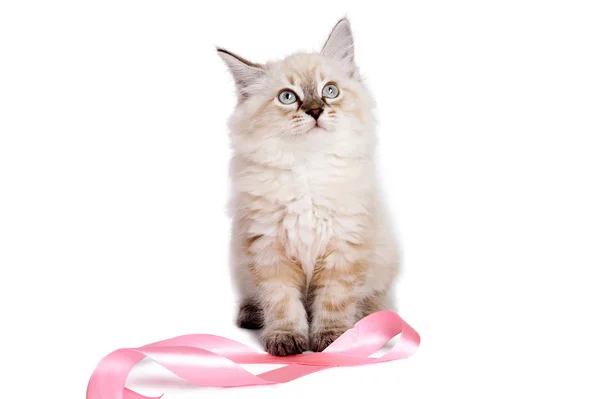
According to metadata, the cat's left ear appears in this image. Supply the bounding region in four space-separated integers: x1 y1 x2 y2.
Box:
321 17 356 74
217 48 265 101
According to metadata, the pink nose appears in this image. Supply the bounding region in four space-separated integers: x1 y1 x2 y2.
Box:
306 108 323 120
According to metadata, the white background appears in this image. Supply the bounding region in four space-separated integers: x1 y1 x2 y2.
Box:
1 1 599 398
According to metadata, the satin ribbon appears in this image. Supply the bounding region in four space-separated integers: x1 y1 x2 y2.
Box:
86 310 420 399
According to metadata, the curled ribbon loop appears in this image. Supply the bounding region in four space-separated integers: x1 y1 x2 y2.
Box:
86 310 420 399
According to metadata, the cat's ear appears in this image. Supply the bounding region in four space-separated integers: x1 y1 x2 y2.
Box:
217 47 265 100
321 17 355 73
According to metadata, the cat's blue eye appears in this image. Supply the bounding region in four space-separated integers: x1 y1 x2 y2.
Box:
278 90 297 105
322 83 339 99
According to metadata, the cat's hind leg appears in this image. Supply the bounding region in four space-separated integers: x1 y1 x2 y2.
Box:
357 289 396 319
236 298 264 330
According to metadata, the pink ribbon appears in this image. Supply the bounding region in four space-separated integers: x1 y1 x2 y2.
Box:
86 310 420 399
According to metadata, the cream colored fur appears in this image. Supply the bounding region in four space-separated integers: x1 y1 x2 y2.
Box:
218 18 400 356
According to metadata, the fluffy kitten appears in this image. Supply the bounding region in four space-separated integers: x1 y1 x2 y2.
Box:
217 18 400 356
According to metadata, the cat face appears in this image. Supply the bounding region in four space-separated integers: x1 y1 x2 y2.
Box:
218 18 374 141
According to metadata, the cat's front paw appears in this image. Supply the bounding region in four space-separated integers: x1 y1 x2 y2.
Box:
310 329 346 352
263 331 308 356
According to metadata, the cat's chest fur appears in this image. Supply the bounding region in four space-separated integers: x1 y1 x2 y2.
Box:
236 153 371 279
282 162 335 266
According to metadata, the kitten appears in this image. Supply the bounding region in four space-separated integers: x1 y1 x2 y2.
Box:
217 17 400 356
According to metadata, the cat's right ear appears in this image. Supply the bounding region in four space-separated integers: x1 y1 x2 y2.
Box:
217 48 265 100
321 17 356 75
